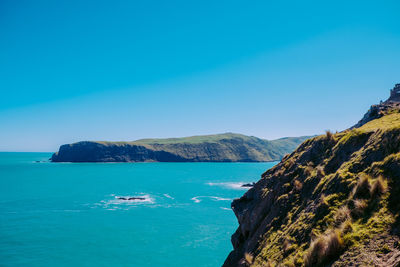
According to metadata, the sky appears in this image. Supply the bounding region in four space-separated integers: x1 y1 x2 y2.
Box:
0 0 399 152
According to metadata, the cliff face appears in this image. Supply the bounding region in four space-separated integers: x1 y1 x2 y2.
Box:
224 89 400 266
51 133 311 162
51 141 186 162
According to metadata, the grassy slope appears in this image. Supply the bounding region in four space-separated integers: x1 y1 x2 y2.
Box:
227 113 400 266
75 133 311 162
133 133 251 144
94 133 310 146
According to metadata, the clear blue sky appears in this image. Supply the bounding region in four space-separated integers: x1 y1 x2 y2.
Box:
0 0 399 152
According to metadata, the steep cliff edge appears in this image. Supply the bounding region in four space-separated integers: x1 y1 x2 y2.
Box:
51 133 310 162
352 83 400 128
224 85 400 266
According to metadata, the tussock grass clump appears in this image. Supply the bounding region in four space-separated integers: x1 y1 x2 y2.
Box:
293 180 303 191
325 130 335 142
370 176 387 198
350 199 368 218
319 194 329 206
304 237 325 266
334 206 351 227
324 230 344 261
304 230 344 266
282 239 291 252
340 219 353 234
244 252 254 265
282 239 297 256
316 166 325 178
303 165 313 176
352 174 371 199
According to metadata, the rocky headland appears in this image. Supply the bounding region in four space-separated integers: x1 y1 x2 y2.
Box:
51 133 310 163
223 84 400 266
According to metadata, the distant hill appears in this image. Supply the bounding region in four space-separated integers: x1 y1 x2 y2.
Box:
51 133 312 162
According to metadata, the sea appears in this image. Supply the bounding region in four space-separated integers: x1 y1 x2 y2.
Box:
0 152 276 267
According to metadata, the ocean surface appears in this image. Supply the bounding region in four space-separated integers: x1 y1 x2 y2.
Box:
0 152 276 267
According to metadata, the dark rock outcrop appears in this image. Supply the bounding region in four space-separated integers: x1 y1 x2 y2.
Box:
241 183 256 188
117 197 146 201
352 83 400 128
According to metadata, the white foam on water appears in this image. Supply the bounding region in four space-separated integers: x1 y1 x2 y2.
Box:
206 182 251 190
210 196 231 201
94 194 155 210
163 194 174 199
191 196 201 203
191 196 232 203
112 194 154 204
220 207 231 211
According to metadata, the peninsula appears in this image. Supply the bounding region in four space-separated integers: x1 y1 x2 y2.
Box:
51 133 311 163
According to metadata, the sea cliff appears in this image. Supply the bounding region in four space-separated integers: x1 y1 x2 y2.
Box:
223 84 400 266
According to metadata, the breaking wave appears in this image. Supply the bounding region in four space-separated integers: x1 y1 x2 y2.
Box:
191 196 232 203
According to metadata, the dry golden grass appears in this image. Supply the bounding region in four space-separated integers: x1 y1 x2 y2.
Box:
244 252 254 265
324 230 344 259
293 180 303 191
334 206 351 227
340 219 353 234
316 165 325 178
358 113 400 132
282 239 291 252
370 176 388 198
325 130 334 141
350 199 368 218
304 230 344 266
352 174 371 199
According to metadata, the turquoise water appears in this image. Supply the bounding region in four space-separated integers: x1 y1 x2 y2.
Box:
0 152 276 266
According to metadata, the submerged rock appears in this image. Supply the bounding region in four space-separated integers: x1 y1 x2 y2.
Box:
117 197 146 201
241 183 255 188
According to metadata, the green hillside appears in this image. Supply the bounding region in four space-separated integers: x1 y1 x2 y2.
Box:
51 133 311 162
224 105 400 266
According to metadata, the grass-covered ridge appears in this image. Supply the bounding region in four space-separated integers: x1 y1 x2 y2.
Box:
133 133 253 145
52 133 311 162
358 113 400 132
224 112 400 266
